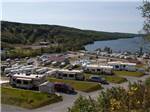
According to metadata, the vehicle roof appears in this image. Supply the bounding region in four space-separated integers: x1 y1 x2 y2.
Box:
12 73 45 79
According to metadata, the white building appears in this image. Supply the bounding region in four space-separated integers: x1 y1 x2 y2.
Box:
84 64 113 75
108 61 137 71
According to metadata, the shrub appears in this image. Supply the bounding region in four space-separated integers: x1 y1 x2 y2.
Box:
69 81 150 112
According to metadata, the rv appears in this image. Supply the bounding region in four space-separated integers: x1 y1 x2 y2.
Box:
84 64 113 75
10 73 47 89
55 69 84 80
108 61 137 71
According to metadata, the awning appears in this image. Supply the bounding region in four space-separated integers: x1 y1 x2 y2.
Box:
16 78 32 81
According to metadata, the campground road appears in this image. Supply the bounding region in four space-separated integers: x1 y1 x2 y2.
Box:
1 74 150 112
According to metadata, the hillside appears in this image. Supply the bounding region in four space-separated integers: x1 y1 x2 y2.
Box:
1 21 138 59
1 21 137 49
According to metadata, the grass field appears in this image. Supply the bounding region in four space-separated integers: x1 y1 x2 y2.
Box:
1 87 62 109
104 75 127 84
48 78 102 92
84 73 127 84
114 71 144 77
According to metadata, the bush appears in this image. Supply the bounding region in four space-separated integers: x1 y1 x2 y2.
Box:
69 81 150 112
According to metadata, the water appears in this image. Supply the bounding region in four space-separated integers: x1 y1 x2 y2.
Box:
85 37 150 53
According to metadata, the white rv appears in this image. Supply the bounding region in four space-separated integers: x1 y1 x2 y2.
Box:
84 64 113 75
10 73 47 89
108 61 137 71
55 69 84 80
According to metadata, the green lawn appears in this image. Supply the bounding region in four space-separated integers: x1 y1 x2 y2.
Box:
104 76 127 84
114 71 144 77
1 87 62 109
48 78 102 92
84 73 127 84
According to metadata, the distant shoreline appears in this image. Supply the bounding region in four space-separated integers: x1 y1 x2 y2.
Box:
85 36 150 53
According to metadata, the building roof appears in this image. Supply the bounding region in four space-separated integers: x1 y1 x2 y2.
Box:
16 78 32 81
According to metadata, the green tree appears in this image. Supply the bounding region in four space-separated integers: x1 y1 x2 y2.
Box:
140 0 150 34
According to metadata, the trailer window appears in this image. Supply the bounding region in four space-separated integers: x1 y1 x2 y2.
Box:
69 74 74 78
97 69 101 72
16 80 21 84
23 80 29 85
115 65 119 68
13 79 16 82
63 74 67 77
123 65 126 68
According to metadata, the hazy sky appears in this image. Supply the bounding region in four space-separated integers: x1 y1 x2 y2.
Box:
2 0 147 33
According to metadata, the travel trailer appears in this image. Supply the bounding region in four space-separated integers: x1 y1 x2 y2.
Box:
108 61 137 71
10 73 47 89
84 64 113 75
54 69 84 80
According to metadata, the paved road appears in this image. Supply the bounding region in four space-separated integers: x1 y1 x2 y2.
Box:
1 74 150 112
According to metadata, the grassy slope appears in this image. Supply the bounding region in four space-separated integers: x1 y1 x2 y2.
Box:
104 76 127 84
114 71 144 77
48 78 102 92
84 73 127 84
1 87 62 109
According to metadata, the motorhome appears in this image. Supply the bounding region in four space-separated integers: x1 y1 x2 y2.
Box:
54 69 84 80
84 64 113 75
108 61 137 71
10 73 47 89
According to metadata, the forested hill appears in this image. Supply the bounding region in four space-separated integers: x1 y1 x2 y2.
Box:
1 21 137 50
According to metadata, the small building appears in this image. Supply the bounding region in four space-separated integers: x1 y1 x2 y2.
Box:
10 73 47 89
39 82 55 93
108 61 137 71
54 69 84 80
84 64 113 75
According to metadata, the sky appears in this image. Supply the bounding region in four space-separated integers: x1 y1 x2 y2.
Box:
1 0 147 33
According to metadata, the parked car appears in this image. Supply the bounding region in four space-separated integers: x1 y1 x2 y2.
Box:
54 82 75 94
88 75 109 85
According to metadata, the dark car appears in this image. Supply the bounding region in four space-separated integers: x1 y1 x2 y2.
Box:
88 76 109 85
54 82 75 94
